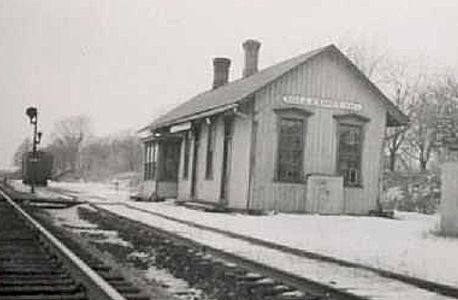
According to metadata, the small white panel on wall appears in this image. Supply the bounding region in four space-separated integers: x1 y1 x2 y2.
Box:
306 175 344 214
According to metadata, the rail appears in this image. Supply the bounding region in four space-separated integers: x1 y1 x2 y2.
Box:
0 186 127 300
92 204 366 300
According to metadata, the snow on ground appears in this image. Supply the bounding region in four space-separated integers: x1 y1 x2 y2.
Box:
9 180 75 201
143 267 209 300
47 181 132 203
97 203 453 300
50 204 98 229
47 205 132 247
115 203 458 287
44 204 211 300
41 182 458 289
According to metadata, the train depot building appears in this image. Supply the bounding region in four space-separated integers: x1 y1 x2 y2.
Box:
138 40 408 215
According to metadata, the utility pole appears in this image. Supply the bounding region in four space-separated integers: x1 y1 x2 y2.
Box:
25 107 42 194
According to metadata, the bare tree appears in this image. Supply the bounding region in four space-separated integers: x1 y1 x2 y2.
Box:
338 37 388 81
79 131 142 181
434 75 458 155
339 38 416 171
49 115 92 175
382 65 428 171
385 100 410 171
399 75 458 170
80 137 111 180
403 86 441 171
111 133 142 172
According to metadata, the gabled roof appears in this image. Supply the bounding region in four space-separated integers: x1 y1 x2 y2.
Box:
144 44 408 131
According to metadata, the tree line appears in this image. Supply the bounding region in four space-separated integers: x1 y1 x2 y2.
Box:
13 115 142 181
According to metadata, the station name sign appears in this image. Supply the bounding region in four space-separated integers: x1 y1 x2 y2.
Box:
282 95 363 112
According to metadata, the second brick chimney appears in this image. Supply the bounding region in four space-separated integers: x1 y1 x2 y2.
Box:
242 39 261 78
212 57 231 89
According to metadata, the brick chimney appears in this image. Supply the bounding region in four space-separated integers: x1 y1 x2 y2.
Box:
212 57 231 89
242 39 261 78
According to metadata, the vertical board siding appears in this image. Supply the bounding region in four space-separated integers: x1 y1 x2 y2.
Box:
157 182 178 198
195 116 225 203
177 134 192 201
252 51 386 214
175 114 253 209
227 116 252 209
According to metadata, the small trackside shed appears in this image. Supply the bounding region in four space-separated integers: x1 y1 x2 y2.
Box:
138 40 408 215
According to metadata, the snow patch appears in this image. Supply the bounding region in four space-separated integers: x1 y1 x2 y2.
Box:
39 181 458 290
143 267 210 300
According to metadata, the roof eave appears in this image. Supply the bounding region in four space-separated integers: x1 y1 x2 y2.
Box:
149 102 240 131
386 111 409 127
327 45 409 127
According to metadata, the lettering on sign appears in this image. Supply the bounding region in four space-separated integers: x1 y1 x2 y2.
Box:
282 95 363 112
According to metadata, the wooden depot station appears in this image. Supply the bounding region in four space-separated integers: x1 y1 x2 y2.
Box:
138 40 408 215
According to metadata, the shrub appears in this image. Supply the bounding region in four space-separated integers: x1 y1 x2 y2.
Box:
383 171 441 214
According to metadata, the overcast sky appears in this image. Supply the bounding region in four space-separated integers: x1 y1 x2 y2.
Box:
0 0 457 168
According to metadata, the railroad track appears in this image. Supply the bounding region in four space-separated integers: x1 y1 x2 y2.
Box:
82 204 458 300
3 182 457 300
78 205 365 300
118 203 458 299
0 185 150 300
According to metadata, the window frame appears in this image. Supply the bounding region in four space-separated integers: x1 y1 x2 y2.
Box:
143 141 157 181
334 113 369 188
273 107 312 183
